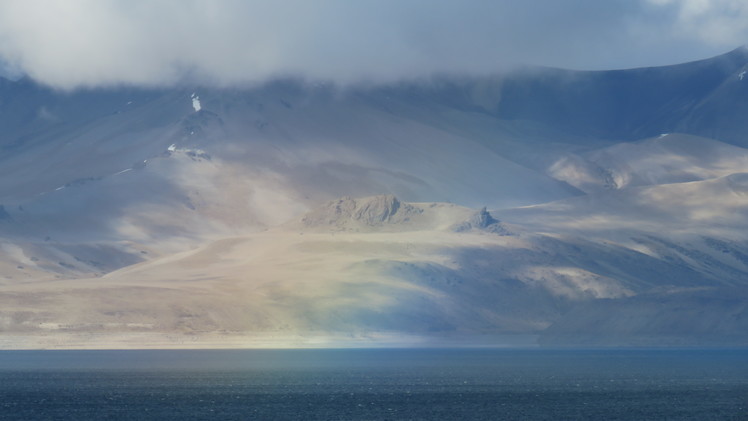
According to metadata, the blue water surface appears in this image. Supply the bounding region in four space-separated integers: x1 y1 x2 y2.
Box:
0 348 745 420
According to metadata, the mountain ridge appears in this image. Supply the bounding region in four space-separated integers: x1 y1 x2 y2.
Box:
2 49 748 347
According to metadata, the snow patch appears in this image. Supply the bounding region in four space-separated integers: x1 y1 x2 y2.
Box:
167 145 211 160
658 133 669 138
191 93 201 112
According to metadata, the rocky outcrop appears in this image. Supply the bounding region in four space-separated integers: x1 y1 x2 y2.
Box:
451 207 510 234
301 195 423 230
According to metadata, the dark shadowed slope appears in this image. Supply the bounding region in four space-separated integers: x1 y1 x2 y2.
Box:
494 46 748 145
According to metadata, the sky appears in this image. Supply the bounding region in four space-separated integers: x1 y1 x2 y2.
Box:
0 0 746 89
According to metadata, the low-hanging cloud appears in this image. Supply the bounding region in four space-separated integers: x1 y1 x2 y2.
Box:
646 0 748 45
0 0 745 89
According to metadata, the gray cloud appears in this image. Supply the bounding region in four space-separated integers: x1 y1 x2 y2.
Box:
644 0 748 44
0 0 745 89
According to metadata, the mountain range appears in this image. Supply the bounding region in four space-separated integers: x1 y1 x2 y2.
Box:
1 47 748 348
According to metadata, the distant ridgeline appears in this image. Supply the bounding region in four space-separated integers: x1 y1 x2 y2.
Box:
494 46 748 145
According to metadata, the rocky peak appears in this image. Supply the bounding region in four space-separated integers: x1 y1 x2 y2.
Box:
470 207 498 228
452 207 509 234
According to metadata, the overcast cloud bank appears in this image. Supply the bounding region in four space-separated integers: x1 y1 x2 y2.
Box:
0 0 746 89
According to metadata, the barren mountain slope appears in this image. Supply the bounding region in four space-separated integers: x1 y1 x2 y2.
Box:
2 49 748 347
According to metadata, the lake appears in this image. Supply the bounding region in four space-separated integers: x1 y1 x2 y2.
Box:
0 348 745 420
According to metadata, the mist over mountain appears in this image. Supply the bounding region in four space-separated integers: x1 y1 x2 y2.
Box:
1 48 748 348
